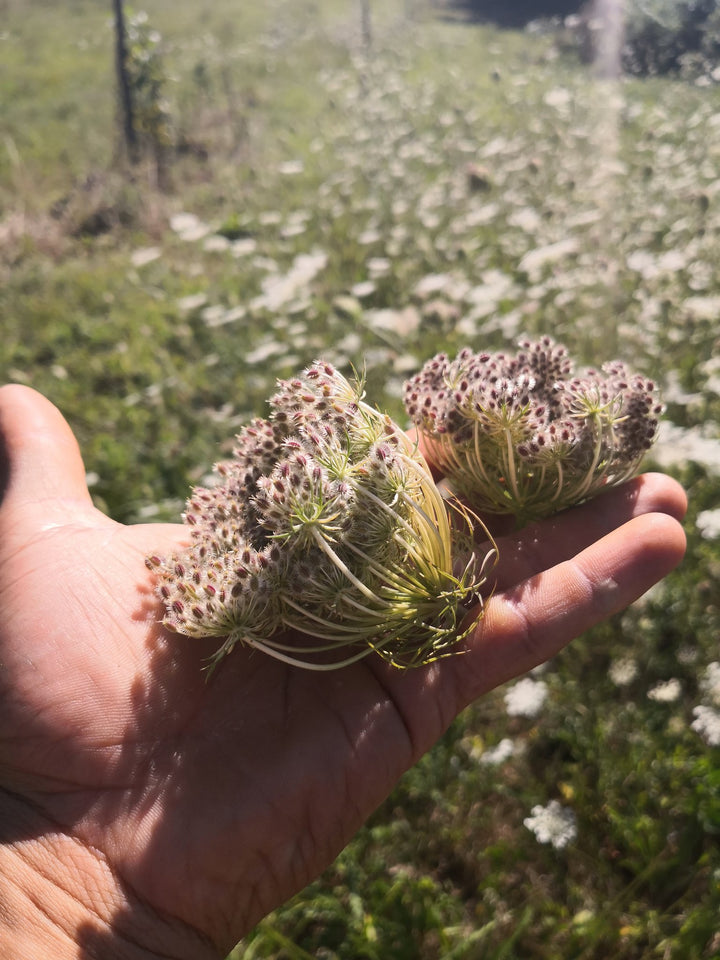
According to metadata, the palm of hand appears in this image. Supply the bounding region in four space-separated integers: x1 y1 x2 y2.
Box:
0 385 686 957
0 483 440 950
0 389 465 954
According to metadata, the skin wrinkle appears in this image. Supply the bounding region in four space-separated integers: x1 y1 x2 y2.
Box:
238 861 276 952
287 675 398 879
547 559 596 624
84 841 219 959
323 688 363 763
14 839 118 930
502 557 599 660
3 718 130 796
277 678 362 875
3 536 128 691
366 658 418 762
3 807 214 959
10 883 84 957
490 589 537 665
4 733 165 812
225 806 308 943
3 508 96 558
314 703 377 832
0 526 81 596
426 658 463 734
215 674 393 934
489 527 547 592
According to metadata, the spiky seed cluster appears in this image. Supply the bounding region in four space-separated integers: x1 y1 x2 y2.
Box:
149 361 494 671
403 337 663 523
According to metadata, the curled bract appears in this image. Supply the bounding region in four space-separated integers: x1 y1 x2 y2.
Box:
149 362 495 671
403 337 663 524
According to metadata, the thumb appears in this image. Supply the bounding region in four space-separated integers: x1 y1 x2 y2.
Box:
0 385 93 516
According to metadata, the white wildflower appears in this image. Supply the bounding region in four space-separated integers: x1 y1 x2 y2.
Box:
130 246 161 267
697 508 720 540
691 705 720 747
244 340 286 365
258 211 281 226
231 237 258 257
350 280 376 299
176 293 208 313
518 239 578 281
203 235 231 253
700 662 720 707
478 738 516 766
278 159 304 175
524 800 577 849
365 307 420 337
543 86 572 110
647 678 682 703
169 212 212 242
358 228 382 245
609 657 638 687
252 251 328 312
504 677 548 718
653 422 720 476
413 273 451 298
200 305 226 327
684 295 720 321
367 257 391 277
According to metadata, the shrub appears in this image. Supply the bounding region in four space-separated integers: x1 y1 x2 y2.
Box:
623 0 717 75
564 0 720 78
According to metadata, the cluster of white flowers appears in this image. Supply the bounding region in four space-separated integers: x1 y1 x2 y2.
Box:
696 508 720 540
504 677 549 718
478 737 517 766
700 661 720 706
524 800 578 849
647 678 682 703
608 656 639 687
691 662 720 747
691 705 720 747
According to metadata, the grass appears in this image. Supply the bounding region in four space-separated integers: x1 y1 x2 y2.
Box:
2 1 720 957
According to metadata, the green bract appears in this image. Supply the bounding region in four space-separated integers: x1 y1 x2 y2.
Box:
149 362 495 671
403 338 663 525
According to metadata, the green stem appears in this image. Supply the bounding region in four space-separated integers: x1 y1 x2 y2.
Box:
311 527 391 606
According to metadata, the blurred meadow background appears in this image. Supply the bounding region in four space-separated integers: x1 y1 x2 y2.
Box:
2 0 720 956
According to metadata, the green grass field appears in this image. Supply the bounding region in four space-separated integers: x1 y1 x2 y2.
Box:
2 1 719 957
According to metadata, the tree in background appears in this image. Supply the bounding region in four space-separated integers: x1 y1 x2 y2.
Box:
621 0 719 75
564 0 720 78
112 3 172 186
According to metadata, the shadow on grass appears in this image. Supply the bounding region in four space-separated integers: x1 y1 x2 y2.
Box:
434 0 583 28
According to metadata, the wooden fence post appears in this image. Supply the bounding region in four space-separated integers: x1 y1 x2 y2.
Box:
112 0 139 163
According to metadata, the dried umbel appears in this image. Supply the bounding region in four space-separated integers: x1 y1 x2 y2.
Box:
404 337 662 524
148 362 495 671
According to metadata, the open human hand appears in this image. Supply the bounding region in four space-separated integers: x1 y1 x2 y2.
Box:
0 385 687 959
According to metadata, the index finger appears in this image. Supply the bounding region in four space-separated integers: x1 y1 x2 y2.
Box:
486 472 687 592
449 511 686 710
